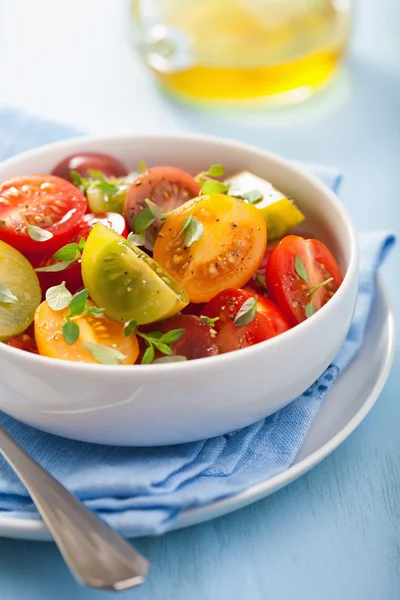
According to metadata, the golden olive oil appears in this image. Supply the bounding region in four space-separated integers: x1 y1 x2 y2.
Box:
133 0 351 104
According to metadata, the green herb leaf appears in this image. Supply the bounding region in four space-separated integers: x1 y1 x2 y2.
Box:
195 164 225 182
307 277 334 302
67 289 89 318
305 302 316 319
96 181 120 196
124 319 138 336
199 315 219 325
70 170 83 186
179 215 203 247
134 208 155 235
159 329 185 345
87 169 106 180
53 243 81 261
85 342 127 365
145 198 164 220
0 284 18 304
87 306 105 317
234 297 257 326
145 331 164 340
45 282 72 311
22 216 53 242
156 342 173 355
125 232 145 246
139 160 147 172
78 237 86 251
142 346 155 364
153 355 187 364
241 189 263 204
35 260 76 273
201 179 228 195
62 321 80 345
294 254 309 284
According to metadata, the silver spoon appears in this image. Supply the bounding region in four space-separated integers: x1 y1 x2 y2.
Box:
0 425 150 591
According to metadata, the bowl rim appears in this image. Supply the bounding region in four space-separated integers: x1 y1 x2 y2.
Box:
0 131 358 376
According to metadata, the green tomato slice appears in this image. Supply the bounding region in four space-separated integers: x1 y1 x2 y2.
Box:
0 240 41 340
86 172 139 214
82 224 189 324
225 170 305 241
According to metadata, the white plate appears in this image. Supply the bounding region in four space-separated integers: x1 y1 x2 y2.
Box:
0 277 395 541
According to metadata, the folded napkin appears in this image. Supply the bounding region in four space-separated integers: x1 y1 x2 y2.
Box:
0 108 395 536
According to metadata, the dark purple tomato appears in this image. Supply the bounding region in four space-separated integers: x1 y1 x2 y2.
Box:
52 152 128 182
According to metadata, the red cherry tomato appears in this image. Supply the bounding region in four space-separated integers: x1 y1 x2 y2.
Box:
123 166 201 235
140 314 219 361
70 212 128 242
0 175 87 254
52 152 128 182
7 333 38 354
266 235 343 326
201 288 291 353
28 212 128 295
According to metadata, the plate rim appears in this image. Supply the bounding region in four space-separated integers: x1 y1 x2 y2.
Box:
0 277 395 540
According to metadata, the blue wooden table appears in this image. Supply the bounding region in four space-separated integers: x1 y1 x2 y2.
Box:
0 1 399 598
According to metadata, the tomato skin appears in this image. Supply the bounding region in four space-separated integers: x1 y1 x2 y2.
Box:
201 288 290 353
140 314 219 361
153 194 267 303
27 213 128 296
0 175 87 254
34 300 139 364
123 166 201 235
7 333 38 354
52 152 128 182
266 235 343 326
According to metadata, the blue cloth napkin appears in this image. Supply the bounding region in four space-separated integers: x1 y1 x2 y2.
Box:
0 108 395 536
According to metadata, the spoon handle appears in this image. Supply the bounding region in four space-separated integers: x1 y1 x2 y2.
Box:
0 425 149 591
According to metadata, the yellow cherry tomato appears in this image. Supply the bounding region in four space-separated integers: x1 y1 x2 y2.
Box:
34 300 139 364
153 194 267 303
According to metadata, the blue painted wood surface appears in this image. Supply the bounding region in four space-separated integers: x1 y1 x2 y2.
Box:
0 0 399 598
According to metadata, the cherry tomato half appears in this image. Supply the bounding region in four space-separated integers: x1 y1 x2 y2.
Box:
201 288 290 353
34 300 139 364
140 314 219 361
52 152 128 182
123 166 201 237
0 175 87 254
153 194 267 303
266 235 343 326
28 212 128 296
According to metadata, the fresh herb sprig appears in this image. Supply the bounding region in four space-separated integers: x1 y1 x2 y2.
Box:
45 283 105 343
175 215 203 248
123 319 185 364
71 169 137 212
44 282 127 364
133 198 165 236
199 315 219 326
294 254 334 318
234 297 258 326
231 189 264 205
195 164 228 195
22 216 53 242
35 238 85 273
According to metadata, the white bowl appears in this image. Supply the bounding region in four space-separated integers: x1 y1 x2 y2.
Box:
0 134 358 446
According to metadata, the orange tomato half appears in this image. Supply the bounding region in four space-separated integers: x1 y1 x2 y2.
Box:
34 301 139 364
153 194 267 303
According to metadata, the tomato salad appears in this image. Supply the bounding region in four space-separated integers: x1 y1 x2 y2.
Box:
0 153 343 365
